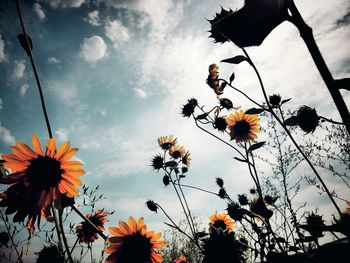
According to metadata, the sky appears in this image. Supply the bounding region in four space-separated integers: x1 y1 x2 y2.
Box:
0 0 350 261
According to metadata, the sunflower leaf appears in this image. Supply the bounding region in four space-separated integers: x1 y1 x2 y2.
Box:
248 141 265 152
196 113 209 120
284 116 298 126
233 157 248 163
229 72 235 83
245 108 265 114
221 55 247 64
281 98 292 105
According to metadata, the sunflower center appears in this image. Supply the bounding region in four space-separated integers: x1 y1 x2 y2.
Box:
161 142 172 150
26 156 62 190
81 216 101 240
172 151 181 159
120 232 152 262
232 121 250 137
213 220 227 230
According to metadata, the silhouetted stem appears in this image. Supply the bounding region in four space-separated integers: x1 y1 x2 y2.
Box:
288 0 350 134
319 116 344 125
242 48 342 216
71 205 107 240
51 204 63 252
174 183 219 196
58 210 73 263
70 237 79 254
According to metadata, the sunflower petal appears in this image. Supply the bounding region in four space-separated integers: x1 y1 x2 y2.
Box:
55 142 71 161
45 138 56 158
31 134 43 155
16 142 38 159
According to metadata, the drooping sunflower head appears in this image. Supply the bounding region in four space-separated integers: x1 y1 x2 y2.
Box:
76 209 108 244
157 135 177 150
105 216 165 263
169 145 186 159
182 152 191 167
174 255 187 263
226 110 260 142
151 155 164 171
209 211 235 232
0 134 84 233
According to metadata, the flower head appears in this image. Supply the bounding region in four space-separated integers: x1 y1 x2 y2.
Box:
226 202 244 222
207 64 225 95
174 255 187 263
0 134 84 233
169 145 186 159
269 94 281 108
146 200 158 213
238 194 249 206
226 110 260 142
75 209 108 244
209 211 235 232
181 98 198 118
157 135 177 150
214 117 228 132
182 152 191 166
220 98 233 110
151 155 164 171
105 216 165 263
250 197 273 220
297 106 319 133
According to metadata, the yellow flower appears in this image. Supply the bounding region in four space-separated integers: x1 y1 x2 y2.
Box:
226 110 260 142
174 255 187 263
209 64 219 79
209 211 235 232
169 145 186 159
76 209 108 244
105 216 165 263
157 135 177 150
182 152 191 166
0 134 84 233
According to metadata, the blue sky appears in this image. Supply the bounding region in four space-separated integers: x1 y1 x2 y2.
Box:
0 0 350 261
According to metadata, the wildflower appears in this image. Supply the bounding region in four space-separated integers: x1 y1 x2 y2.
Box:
151 155 164 171
214 117 228 132
157 135 177 150
250 197 273 220
36 245 64 263
238 194 249 206
297 106 319 133
146 200 158 213
105 216 165 263
169 145 186 159
174 255 187 263
220 98 233 110
0 232 9 247
269 94 281 108
216 177 224 188
226 110 260 142
305 212 325 238
181 98 198 118
182 152 191 166
249 188 256 194
208 1 290 47
75 209 108 244
207 64 225 95
209 211 235 232
0 134 84 233
227 202 244 222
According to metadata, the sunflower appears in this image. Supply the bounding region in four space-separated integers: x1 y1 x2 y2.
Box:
105 216 165 263
209 211 235 232
174 255 187 263
157 135 177 150
76 209 108 243
182 152 191 166
226 110 260 142
169 145 186 159
0 134 84 233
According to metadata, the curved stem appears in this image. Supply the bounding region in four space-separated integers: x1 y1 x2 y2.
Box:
174 183 219 196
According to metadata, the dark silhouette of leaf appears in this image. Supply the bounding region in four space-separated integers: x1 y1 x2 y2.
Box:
233 157 247 163
248 141 265 152
335 78 350 91
17 33 33 56
221 55 247 64
245 108 265 114
229 72 235 83
196 113 209 120
284 116 298 126
281 98 292 105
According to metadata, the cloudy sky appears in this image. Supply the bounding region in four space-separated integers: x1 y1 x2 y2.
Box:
0 0 349 261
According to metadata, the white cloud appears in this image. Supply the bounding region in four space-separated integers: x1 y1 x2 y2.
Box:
0 98 2 110
49 82 77 104
20 83 29 97
0 122 15 145
85 10 100 26
133 88 148 98
96 107 106 116
0 34 6 62
33 3 46 21
40 0 85 8
13 60 26 79
47 56 60 64
55 128 68 141
104 20 130 49
79 35 107 63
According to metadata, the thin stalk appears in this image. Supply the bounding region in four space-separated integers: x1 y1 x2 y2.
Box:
58 210 74 263
174 183 219 196
242 48 342 216
319 116 344 125
0 210 24 263
70 237 79 254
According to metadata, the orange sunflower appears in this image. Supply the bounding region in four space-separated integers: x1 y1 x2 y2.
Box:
209 211 235 232
0 134 84 233
157 135 177 150
169 145 186 159
226 110 260 142
174 255 187 263
105 216 165 263
76 209 108 243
